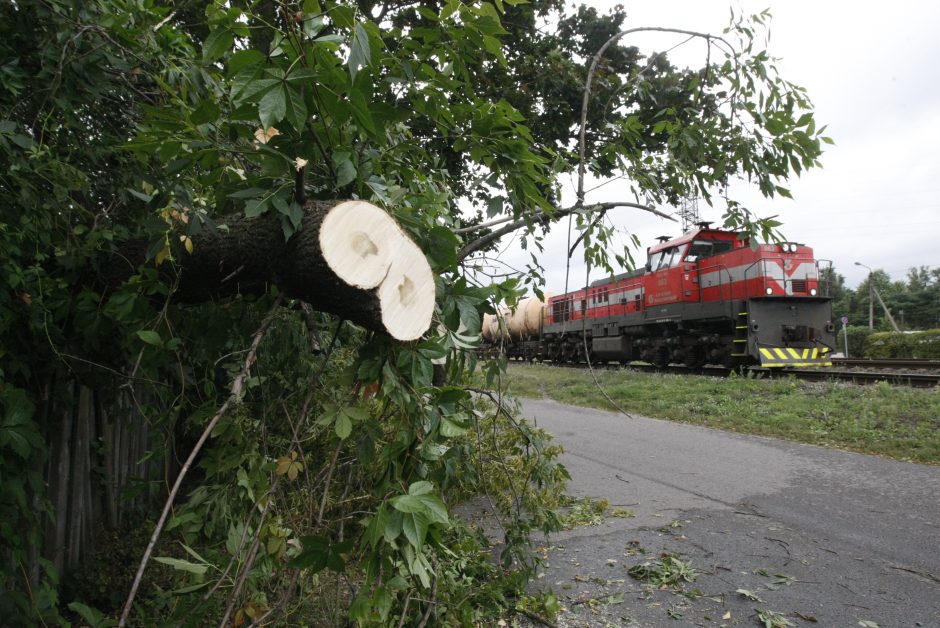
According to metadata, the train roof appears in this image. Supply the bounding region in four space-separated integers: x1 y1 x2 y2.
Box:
589 267 645 287
647 227 743 254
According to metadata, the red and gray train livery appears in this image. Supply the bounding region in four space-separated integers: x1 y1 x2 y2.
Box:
485 224 836 368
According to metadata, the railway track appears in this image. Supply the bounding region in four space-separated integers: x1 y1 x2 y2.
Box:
514 358 940 388
831 357 940 370
777 357 940 388
772 367 940 388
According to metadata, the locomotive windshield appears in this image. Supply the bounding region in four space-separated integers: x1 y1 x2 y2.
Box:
686 239 734 262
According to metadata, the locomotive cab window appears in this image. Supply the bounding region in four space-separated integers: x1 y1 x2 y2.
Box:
652 246 684 270
648 250 666 271
669 245 687 267
657 249 673 269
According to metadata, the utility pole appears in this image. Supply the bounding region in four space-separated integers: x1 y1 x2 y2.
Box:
871 284 901 332
855 262 874 329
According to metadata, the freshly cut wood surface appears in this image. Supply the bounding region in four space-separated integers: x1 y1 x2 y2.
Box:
378 238 436 341
319 200 403 289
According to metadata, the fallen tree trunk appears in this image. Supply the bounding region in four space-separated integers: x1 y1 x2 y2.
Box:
108 200 435 341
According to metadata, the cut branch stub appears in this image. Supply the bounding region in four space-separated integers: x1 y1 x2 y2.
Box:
318 200 436 340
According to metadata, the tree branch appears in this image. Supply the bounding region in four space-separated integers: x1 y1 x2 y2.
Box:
457 201 674 262
577 27 731 205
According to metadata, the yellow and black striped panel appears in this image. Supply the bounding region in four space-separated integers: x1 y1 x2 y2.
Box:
758 347 832 368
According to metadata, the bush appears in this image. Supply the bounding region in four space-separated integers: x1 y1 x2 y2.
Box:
838 326 874 357
866 329 940 359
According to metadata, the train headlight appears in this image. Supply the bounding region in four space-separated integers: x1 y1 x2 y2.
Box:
765 287 774 295
787 243 798 253
810 288 818 296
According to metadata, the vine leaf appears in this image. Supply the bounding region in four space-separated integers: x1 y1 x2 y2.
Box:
289 535 354 573
275 451 304 480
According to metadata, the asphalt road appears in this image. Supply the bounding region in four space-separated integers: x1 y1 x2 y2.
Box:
518 398 940 627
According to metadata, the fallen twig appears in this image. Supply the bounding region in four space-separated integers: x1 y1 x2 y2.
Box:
515 607 558 628
888 564 940 584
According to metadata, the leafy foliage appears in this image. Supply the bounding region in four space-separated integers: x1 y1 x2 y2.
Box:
0 0 830 624
628 555 698 587
866 329 940 359
829 266 940 333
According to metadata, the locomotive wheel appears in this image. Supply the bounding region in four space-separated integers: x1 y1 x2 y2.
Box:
686 346 707 368
651 346 669 368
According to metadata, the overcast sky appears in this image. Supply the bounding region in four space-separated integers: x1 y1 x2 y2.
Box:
490 0 940 293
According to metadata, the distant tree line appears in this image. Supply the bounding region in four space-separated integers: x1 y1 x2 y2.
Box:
824 266 940 331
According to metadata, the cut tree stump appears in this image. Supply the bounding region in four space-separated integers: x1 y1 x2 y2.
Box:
108 200 436 341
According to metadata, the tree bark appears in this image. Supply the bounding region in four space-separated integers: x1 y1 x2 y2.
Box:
106 200 435 341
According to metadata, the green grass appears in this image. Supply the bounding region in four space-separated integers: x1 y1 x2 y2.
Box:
499 363 940 464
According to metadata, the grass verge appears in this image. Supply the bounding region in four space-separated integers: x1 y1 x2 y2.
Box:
499 363 940 464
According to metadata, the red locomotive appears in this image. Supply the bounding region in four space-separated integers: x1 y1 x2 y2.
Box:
486 223 835 368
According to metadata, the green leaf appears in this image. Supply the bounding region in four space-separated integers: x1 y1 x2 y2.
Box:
244 198 270 218
180 543 211 566
153 556 208 575
334 153 357 187
0 389 38 459
271 195 290 216
330 5 355 28
232 77 281 105
408 549 432 588
289 535 352 572
416 339 448 360
348 23 371 79
390 494 424 514
396 349 433 388
136 330 163 346
441 0 459 20
486 195 504 217
259 85 287 128
427 225 460 269
228 187 268 199
191 99 220 125
417 494 449 525
227 49 265 76
285 67 319 83
335 412 352 439
349 88 376 135
408 481 434 496
203 28 234 62
286 201 304 230
384 509 403 542
344 406 370 421
171 581 210 595
440 416 468 437
284 85 308 131
402 512 428 548
67 602 116 627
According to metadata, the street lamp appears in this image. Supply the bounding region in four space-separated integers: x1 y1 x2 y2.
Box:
854 261 874 330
